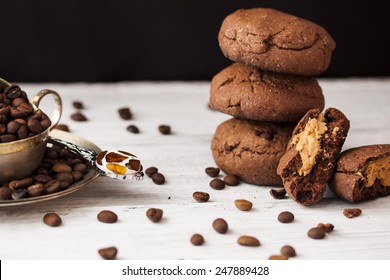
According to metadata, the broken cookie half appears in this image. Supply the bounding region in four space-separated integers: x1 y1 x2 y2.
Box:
329 144 390 203
277 108 350 206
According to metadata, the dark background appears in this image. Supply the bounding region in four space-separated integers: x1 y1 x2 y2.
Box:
1 0 389 82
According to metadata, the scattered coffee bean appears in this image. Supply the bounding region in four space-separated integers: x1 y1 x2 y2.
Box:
54 124 70 132
151 172 165 185
70 112 88 121
72 101 84 109
43 213 62 227
145 166 158 177
270 188 287 199
237 236 261 247
118 107 132 120
277 211 295 223
317 223 334 233
190 234 204 246
280 245 296 258
212 218 228 234
97 210 118 223
234 199 253 211
0 186 12 200
209 178 225 190
224 174 239 186
192 191 210 203
158 124 171 135
307 227 326 239
126 124 140 134
146 208 163 222
268 255 288 260
205 167 220 177
98 247 118 260
343 208 362 218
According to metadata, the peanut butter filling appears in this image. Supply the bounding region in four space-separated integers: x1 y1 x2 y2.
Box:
363 156 390 187
292 113 328 176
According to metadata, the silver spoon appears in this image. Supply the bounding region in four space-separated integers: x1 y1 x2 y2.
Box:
48 136 144 180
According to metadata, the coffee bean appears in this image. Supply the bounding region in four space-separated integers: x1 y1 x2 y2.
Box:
98 247 118 260
209 178 225 190
268 255 288 260
17 103 34 114
52 163 72 173
11 97 26 107
307 227 326 239
55 172 74 184
27 183 45 197
234 199 253 211
43 213 62 227
212 218 228 234
6 120 20 134
343 208 362 218
317 223 334 233
40 117 51 130
71 112 88 121
72 171 84 182
73 163 88 174
27 118 43 134
10 108 25 119
151 172 165 185
35 174 53 184
277 211 295 223
192 191 210 203
4 85 22 99
54 124 70 132
45 180 62 194
158 124 171 135
17 125 28 139
0 134 16 143
281 245 296 257
97 210 118 223
190 234 204 246
146 208 163 222
118 107 132 120
0 186 12 200
126 124 140 134
224 174 239 186
8 177 34 190
205 167 220 177
0 106 10 116
270 188 287 199
145 166 158 177
237 236 260 247
72 101 84 109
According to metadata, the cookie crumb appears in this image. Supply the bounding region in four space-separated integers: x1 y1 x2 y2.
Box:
343 208 362 218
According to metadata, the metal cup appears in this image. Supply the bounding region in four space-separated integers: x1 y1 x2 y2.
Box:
0 78 62 183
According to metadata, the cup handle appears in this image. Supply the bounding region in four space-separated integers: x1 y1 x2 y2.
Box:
31 89 62 131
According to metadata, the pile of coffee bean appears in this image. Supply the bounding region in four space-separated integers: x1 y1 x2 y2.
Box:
0 144 89 200
0 85 51 143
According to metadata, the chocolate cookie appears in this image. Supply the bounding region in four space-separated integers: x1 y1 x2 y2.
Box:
209 63 324 122
211 118 294 186
329 145 390 203
218 8 336 76
277 108 350 205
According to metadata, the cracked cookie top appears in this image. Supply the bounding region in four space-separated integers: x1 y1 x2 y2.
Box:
218 8 336 76
209 63 324 122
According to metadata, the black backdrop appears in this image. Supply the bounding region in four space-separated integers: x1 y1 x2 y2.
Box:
1 0 389 82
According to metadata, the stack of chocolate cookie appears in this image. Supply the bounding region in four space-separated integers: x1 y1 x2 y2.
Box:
210 8 336 187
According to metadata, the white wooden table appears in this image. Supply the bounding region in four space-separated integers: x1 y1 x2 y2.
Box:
1 79 389 260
